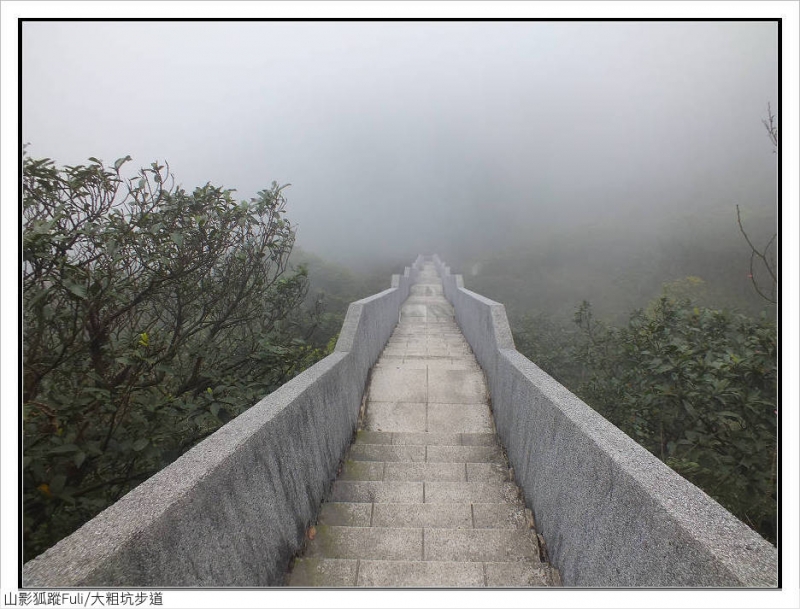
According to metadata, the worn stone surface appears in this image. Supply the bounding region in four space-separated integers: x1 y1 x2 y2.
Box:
423 481 522 504
287 260 555 588
358 560 484 587
423 528 540 562
427 370 488 403
368 368 428 402
365 402 427 432
339 460 384 481
471 503 528 529
425 445 504 464
329 481 423 504
484 562 554 587
390 432 463 446
427 403 493 433
304 526 423 561
384 462 466 482
347 444 426 463
372 504 473 529
466 462 511 482
286 558 358 586
317 503 372 527
461 433 499 446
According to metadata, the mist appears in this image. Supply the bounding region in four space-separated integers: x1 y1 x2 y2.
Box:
23 20 777 284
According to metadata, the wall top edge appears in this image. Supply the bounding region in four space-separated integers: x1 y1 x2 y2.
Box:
24 350 351 580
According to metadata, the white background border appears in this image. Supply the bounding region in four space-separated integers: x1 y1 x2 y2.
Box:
2 2 797 608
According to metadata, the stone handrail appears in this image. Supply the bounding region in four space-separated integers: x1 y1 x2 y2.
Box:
432 254 777 587
22 257 425 587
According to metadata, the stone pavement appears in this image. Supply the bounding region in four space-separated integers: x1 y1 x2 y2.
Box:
286 262 560 587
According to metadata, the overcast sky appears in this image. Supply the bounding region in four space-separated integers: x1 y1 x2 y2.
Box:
22 20 778 266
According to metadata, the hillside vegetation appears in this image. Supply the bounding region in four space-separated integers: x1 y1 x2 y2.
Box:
22 151 777 559
444 207 778 543
22 156 330 559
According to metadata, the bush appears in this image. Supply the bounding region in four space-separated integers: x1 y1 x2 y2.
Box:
23 155 325 559
513 295 777 542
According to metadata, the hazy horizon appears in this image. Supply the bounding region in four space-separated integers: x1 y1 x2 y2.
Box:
23 20 778 270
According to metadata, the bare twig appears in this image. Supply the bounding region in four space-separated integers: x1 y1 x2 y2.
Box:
762 102 777 153
736 205 776 304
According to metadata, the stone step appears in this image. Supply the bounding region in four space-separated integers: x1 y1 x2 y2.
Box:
284 266 563 588
373 358 482 371
358 559 482 587
424 481 522 504
339 460 513 483
424 528 540 562
317 502 530 530
286 557 358 586
346 444 426 462
466 462 512 482
471 502 529 528
287 558 557 587
353 431 497 447
376 502 528 529
381 340 469 349
485 561 562 587
399 306 454 321
303 526 423 561
379 340 455 350
338 460 385 481
361 401 494 434
302 526 540 563
329 481 522 504
372 503 472 528
346 444 504 463
338 461 463 482
393 326 462 334
318 502 373 527
329 481 422 503
379 348 472 356
410 284 444 296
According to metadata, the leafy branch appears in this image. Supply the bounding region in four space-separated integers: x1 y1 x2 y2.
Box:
22 153 325 559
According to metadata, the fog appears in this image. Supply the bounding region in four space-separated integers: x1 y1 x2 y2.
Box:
23 20 777 271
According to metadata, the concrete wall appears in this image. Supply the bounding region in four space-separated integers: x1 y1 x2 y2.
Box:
432 255 777 588
23 258 424 587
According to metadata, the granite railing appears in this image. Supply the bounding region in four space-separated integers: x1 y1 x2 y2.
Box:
432 254 777 587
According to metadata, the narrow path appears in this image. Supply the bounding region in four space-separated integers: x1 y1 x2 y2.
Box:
287 261 560 587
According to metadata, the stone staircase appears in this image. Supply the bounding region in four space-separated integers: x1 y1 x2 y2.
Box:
286 262 560 587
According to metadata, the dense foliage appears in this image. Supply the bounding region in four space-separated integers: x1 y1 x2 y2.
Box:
22 155 329 559
513 291 777 542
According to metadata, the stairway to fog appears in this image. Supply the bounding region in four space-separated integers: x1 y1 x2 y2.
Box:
23 256 775 588
286 262 561 587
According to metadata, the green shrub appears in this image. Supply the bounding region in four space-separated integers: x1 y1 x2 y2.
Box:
514 295 777 542
23 155 325 559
